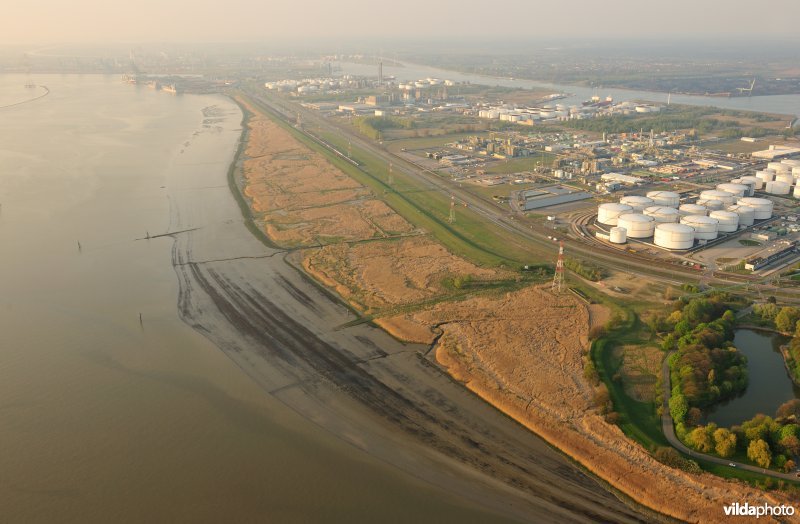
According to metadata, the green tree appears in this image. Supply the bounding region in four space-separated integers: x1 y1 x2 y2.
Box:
777 400 800 420
747 439 772 469
776 307 800 333
754 303 780 320
780 435 800 456
683 298 714 325
669 393 688 423
713 428 737 458
687 425 714 453
742 415 773 443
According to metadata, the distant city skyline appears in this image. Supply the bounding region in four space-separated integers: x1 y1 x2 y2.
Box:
3 0 800 44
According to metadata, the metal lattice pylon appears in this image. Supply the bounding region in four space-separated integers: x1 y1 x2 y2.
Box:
552 241 565 293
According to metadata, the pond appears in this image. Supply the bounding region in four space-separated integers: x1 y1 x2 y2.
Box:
705 329 797 427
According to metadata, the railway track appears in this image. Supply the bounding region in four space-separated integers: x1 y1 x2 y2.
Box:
244 88 800 297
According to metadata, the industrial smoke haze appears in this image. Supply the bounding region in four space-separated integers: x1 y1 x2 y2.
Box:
3 0 799 44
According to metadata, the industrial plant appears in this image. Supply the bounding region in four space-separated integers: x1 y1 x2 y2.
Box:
589 156 800 270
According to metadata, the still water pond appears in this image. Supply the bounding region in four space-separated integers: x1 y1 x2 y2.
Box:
706 329 797 427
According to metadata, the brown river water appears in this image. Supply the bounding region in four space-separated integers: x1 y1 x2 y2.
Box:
0 75 641 523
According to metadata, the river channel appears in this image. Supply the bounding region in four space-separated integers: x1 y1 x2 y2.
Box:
0 74 514 522
338 61 800 120
0 74 645 523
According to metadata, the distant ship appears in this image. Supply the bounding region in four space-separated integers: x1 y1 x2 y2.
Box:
162 84 178 95
582 95 613 107
121 74 138 85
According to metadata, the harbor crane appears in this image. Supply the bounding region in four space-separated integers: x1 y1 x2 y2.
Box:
737 78 756 96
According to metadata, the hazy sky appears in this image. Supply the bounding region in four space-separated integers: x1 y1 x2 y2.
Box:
4 0 800 44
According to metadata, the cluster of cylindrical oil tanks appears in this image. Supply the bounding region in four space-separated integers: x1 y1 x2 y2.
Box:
751 159 800 197
595 179 779 248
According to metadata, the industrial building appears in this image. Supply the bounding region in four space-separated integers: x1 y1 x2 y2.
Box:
517 185 593 211
744 241 798 271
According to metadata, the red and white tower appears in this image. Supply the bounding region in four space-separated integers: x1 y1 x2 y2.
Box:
552 241 565 293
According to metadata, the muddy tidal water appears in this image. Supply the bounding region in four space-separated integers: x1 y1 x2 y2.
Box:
0 75 522 523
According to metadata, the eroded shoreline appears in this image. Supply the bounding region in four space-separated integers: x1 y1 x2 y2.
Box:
223 92 800 522
168 94 653 522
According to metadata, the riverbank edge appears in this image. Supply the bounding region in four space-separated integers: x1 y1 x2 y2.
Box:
738 324 800 388
219 92 699 522
371 60 800 106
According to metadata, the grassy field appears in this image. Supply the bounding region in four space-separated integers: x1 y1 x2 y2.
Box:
316 127 555 267
591 302 669 450
240 94 556 269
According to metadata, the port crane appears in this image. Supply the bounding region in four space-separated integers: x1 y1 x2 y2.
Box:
737 78 756 96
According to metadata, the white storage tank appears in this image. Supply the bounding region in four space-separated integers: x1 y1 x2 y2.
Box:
617 213 655 238
644 206 680 223
739 175 760 192
737 197 774 219
776 173 795 185
794 167 800 180
696 199 724 211
654 223 695 250
609 227 627 244
681 215 719 240
646 191 680 207
769 162 790 173
709 210 740 233
717 183 749 198
699 190 735 206
679 203 708 216
619 195 654 212
766 180 791 195
794 184 800 199
727 204 755 226
756 170 775 183
598 203 634 226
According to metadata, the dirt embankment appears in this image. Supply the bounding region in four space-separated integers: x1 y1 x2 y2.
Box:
386 286 796 523
236 97 797 523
